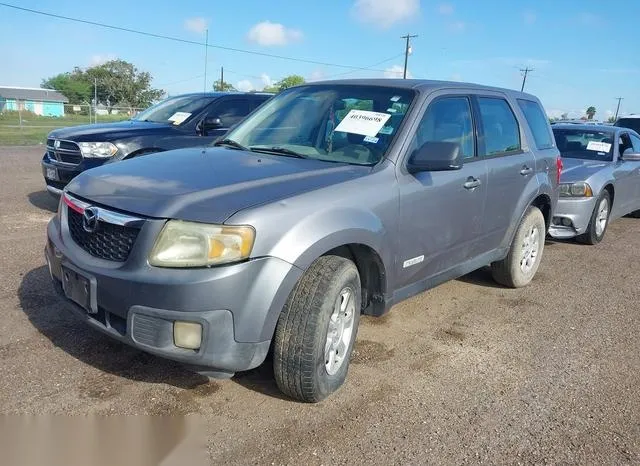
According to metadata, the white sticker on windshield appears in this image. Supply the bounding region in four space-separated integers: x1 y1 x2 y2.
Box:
379 126 394 135
363 136 379 144
586 141 611 152
334 110 391 137
390 96 401 102
168 112 192 125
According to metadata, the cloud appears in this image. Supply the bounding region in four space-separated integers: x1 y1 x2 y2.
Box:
352 0 419 29
523 10 537 25
450 73 462 82
384 65 411 79
89 54 116 66
438 3 454 15
260 73 273 88
247 21 303 46
184 17 208 34
236 80 254 92
448 21 466 32
308 70 325 82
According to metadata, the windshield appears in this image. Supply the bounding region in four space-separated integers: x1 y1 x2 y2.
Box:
223 85 416 165
553 128 615 161
615 118 640 134
132 95 217 125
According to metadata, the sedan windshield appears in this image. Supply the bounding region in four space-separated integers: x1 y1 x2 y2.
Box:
223 85 416 165
553 128 615 161
132 95 217 125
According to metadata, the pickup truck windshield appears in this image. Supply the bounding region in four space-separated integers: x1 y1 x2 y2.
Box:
225 85 415 165
132 95 217 125
553 128 615 161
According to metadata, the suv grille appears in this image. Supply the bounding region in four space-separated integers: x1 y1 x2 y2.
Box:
67 209 141 262
47 139 83 165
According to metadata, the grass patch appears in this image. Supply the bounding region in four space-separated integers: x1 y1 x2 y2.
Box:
0 126 50 146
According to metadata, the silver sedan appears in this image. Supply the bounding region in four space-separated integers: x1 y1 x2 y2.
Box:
549 124 640 244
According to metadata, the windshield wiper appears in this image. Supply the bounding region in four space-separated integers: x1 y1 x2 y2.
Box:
213 138 250 151
250 146 308 159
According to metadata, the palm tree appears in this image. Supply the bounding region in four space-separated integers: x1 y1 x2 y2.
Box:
586 106 596 120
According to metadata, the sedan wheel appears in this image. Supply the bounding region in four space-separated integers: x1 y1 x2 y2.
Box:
578 190 611 245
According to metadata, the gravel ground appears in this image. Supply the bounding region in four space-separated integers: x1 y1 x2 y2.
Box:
1 146 639 464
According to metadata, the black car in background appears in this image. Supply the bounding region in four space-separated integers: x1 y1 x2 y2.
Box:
615 115 640 134
41 91 273 196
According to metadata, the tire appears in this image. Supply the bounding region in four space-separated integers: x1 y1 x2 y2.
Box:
491 206 546 288
273 255 361 403
577 191 611 245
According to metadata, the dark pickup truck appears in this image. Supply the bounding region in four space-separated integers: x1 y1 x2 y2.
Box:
41 91 273 196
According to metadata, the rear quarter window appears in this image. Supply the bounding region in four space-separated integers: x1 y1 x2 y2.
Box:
517 99 554 150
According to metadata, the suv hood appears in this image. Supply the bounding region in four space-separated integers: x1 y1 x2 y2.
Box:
66 148 370 223
49 120 171 141
560 157 611 183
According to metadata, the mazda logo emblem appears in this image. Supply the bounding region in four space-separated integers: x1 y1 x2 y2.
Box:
82 207 99 233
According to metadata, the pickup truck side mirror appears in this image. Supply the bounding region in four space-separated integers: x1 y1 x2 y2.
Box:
622 148 640 161
407 141 464 173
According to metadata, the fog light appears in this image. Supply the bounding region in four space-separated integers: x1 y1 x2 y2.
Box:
561 218 572 227
552 217 561 226
173 321 202 350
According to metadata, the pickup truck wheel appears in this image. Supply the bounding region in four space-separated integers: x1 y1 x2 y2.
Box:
577 191 610 245
491 206 545 288
273 255 361 402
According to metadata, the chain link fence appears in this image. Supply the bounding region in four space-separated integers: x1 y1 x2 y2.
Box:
0 104 147 146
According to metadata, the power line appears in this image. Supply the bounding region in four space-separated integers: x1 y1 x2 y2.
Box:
401 34 418 79
614 97 624 120
0 3 390 72
520 67 533 92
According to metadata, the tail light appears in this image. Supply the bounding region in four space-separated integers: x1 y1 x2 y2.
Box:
555 156 563 184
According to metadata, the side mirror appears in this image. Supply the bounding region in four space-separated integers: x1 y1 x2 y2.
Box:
198 116 223 135
622 148 640 161
407 141 464 173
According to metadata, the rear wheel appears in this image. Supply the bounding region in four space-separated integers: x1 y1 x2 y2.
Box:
273 255 361 403
577 191 610 245
491 206 546 288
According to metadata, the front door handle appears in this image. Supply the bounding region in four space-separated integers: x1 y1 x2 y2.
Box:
520 165 533 176
463 177 481 190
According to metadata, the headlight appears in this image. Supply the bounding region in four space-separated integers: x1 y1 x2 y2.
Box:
78 142 118 158
149 220 255 268
560 182 593 197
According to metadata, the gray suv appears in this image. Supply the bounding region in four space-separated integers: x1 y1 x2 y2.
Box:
45 80 560 402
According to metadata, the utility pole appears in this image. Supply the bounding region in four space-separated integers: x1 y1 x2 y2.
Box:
94 78 98 124
204 29 209 93
520 67 533 92
614 97 623 120
401 34 418 79
220 66 224 91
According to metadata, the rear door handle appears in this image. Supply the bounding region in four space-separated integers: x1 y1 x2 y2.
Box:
463 177 481 190
520 165 533 176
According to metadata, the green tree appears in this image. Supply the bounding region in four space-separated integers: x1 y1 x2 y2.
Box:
41 68 92 105
43 59 164 113
607 116 616 123
85 59 164 112
213 80 236 92
263 75 306 93
586 106 596 120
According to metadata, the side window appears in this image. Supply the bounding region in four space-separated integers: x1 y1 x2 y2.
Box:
477 97 521 156
620 133 633 155
517 99 554 149
629 134 640 153
211 99 250 127
409 96 475 159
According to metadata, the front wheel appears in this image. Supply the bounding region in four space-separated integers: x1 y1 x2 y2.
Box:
273 255 361 403
577 191 610 245
491 206 546 288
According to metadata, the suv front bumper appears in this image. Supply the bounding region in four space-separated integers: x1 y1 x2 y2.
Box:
45 215 303 375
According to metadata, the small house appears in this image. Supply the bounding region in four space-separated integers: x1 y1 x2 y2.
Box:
0 86 69 117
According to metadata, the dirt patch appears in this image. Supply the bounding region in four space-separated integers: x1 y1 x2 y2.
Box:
78 373 123 401
361 313 392 326
351 339 395 365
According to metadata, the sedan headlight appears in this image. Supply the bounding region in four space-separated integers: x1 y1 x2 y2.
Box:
560 182 593 197
149 220 255 268
78 142 118 158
